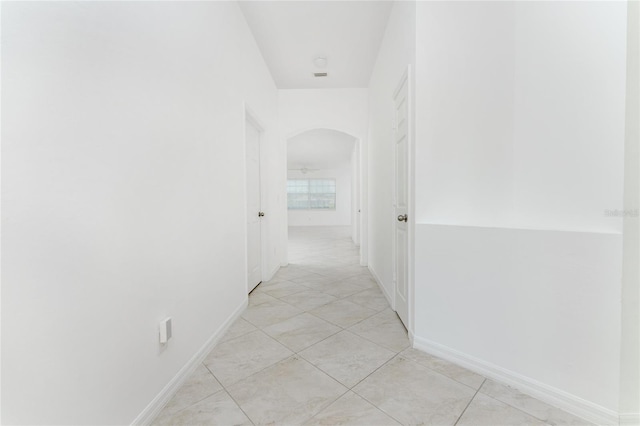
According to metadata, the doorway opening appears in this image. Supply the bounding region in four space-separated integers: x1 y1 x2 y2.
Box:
285 128 362 263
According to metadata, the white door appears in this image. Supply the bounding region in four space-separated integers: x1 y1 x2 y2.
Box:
246 118 263 293
393 72 409 329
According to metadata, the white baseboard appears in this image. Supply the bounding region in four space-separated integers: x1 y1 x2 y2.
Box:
368 265 394 310
131 298 248 425
265 263 280 282
412 336 619 426
619 413 640 425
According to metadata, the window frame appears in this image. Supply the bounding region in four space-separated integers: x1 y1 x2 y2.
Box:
286 178 337 211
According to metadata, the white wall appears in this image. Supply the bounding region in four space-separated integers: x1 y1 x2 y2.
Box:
279 89 369 139
287 167 352 227
412 1 627 422
1 2 280 424
414 1 626 232
367 0 415 310
414 225 622 420
414 1 514 229
512 2 626 234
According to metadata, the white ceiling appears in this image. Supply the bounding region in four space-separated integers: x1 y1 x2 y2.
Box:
239 1 393 89
288 129 356 170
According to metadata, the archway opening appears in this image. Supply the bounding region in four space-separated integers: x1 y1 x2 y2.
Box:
285 128 361 263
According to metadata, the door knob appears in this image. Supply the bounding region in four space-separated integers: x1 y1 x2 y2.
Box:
258 211 265 217
397 214 407 222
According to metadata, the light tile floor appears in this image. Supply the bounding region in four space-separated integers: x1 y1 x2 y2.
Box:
153 226 594 426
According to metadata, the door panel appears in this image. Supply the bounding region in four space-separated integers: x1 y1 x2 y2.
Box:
246 119 262 293
394 74 409 329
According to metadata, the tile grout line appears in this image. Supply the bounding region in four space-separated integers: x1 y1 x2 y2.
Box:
453 378 486 426
346 353 408 426
255 279 374 311
152 384 227 424
246 282 389 353
204 328 295 390
284 355 357 424
331 328 401 359
399 351 485 392
154 362 255 426
298 386 353 425
347 352 402 392
291 322 345 353
475 387 579 425
202 363 257 426
344 328 410 356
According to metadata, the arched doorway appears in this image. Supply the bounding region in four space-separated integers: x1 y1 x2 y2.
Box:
283 128 364 266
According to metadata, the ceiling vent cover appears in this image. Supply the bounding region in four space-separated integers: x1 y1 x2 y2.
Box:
313 72 328 77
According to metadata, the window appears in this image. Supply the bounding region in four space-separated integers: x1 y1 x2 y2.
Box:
287 179 336 210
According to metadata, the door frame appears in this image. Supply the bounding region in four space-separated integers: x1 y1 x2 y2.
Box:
243 102 268 293
351 141 361 247
391 66 415 339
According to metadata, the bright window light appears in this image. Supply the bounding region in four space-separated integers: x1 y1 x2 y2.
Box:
287 179 336 210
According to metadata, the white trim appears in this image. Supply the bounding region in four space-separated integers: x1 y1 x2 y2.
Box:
244 103 266 133
359 133 368 267
392 67 409 100
412 335 619 426
132 298 248 426
368 265 394 310
264 263 280 283
285 126 359 141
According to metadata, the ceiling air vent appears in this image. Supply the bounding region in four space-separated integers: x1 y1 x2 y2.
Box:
314 72 328 77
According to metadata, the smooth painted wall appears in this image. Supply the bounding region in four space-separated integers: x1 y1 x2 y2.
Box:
279 89 369 140
414 1 626 233
1 2 279 424
414 225 622 419
415 1 514 229
511 2 626 233
412 1 627 420
287 167 352 227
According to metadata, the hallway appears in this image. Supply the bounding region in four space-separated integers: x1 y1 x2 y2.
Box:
152 227 591 426
2 1 636 424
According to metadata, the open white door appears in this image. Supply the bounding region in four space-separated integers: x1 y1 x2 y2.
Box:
246 117 263 293
393 71 409 329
